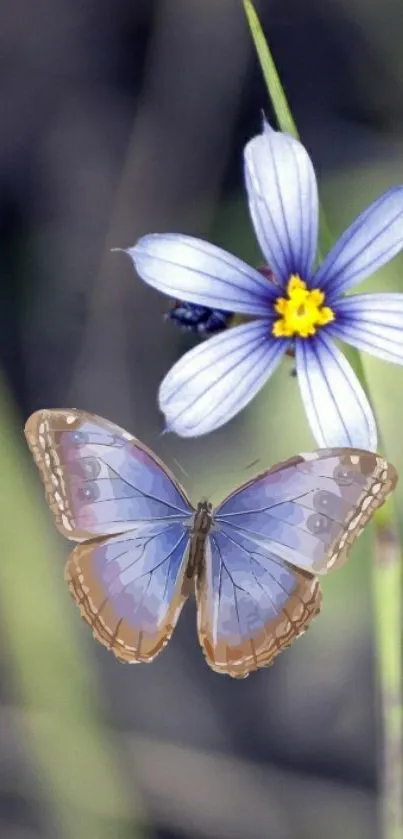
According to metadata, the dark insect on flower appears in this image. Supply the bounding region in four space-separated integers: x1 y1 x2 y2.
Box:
167 268 276 338
166 300 234 336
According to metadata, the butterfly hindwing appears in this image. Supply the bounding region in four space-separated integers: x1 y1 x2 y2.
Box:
24 409 193 540
214 449 397 574
66 522 192 663
196 527 321 679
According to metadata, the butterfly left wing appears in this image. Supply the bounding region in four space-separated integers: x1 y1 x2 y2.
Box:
66 523 192 663
213 449 397 574
25 409 195 663
196 528 321 678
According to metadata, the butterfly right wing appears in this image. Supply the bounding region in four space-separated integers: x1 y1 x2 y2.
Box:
196 527 321 679
66 521 192 663
195 447 397 678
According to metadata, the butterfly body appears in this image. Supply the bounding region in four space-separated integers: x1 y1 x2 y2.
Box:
186 500 213 579
25 409 397 678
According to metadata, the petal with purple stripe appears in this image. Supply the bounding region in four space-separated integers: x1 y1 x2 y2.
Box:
295 332 377 450
314 187 403 299
159 320 290 437
244 120 318 286
126 234 276 316
328 293 403 365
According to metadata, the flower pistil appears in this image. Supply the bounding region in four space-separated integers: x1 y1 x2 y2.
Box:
272 275 335 338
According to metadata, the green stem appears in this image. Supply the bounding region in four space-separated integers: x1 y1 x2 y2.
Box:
344 350 403 839
242 3 403 837
374 525 403 839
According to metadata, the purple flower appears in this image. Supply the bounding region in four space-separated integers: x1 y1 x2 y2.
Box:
126 120 403 449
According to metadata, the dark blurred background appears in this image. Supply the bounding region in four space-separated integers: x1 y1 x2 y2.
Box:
1 1 403 838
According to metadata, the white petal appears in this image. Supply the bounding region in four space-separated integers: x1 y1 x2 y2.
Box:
329 293 403 365
244 120 318 285
314 187 403 299
126 234 276 316
295 332 377 451
159 320 289 437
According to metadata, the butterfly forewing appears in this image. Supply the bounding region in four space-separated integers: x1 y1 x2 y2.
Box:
25 409 195 663
214 449 397 574
25 409 193 539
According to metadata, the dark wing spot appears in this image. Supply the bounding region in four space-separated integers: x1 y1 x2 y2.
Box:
333 465 355 486
306 513 332 535
77 482 100 502
80 456 101 479
313 490 341 516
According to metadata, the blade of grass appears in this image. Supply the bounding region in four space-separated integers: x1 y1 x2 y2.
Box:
0 371 144 839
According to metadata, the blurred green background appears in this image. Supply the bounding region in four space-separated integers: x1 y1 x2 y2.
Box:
1 1 403 838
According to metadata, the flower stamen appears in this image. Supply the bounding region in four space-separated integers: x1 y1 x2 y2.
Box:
272 274 334 338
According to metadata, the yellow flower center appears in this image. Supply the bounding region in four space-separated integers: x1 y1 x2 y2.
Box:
272 275 335 338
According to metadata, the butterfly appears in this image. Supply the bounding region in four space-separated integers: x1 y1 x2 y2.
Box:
24 409 397 678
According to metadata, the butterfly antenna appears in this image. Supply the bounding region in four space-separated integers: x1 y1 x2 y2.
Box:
172 457 189 479
208 457 262 502
242 458 260 472
156 438 195 500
